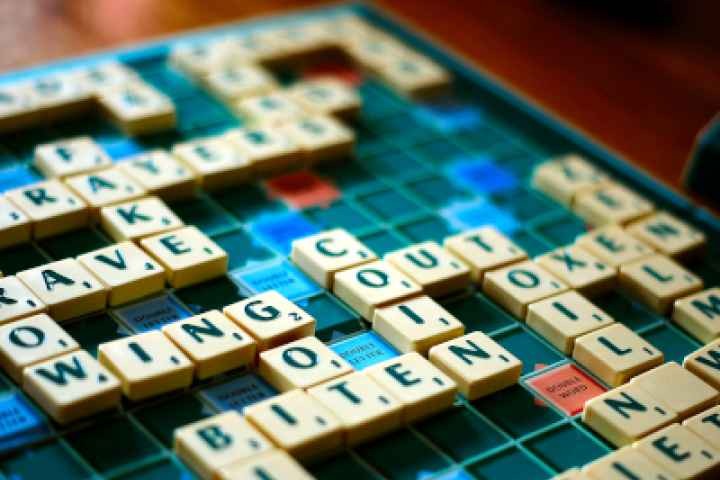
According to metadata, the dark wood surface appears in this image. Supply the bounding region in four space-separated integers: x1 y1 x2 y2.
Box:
3 0 719 207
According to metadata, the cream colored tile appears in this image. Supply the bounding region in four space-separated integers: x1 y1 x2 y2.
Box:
575 225 654 268
34 136 112 178
170 40 232 77
65 167 145 218
0 195 31 249
345 32 412 71
620 254 703 314
75 61 138 94
265 22 335 59
684 405 720 451
172 136 252 191
289 77 361 120
0 83 34 132
683 339 720 390
22 349 122 424
0 313 77 382
281 114 355 165
482 259 568 318
635 424 720 479
0 275 46 326
235 91 304 127
17 258 106 322
573 323 663 387
583 446 677 480
372 295 464 355
118 150 197 201
100 195 183 242
444 226 527 282
628 211 706 259
674 288 720 344
98 331 194 401
574 182 654 227
25 72 92 112
532 154 609 205
536 245 616 296
378 54 451 98
203 63 277 102
217 450 314 480
226 126 302 176
385 241 471 297
552 469 589 480
99 80 176 135
290 228 377 288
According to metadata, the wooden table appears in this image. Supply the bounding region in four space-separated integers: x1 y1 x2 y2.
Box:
2 0 719 207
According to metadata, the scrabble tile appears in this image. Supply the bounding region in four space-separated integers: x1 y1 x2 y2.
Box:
172 136 252 191
575 225 654 268
574 182 654 227
98 330 194 401
583 446 676 480
0 313 78 382
75 61 138 94
162 310 255 379
536 245 616 296
582 381 677 447
527 290 615 354
203 63 278 102
634 423 720 479
258 336 353 391
76 241 165 306
372 295 465 355
174 411 274 480
265 23 335 59
16 258 107 322
170 40 232 77
683 339 720 390
25 73 92 112
99 80 176 135
244 389 343 460
683 405 720 451
631 362 719 419
0 195 31 249
532 154 609 205
119 150 197 201
573 323 663 387
217 450 314 480
224 32 287 64
333 260 422 319
100 196 183 242
22 349 122 424
620 254 703 314
345 33 412 71
0 276 46 325
428 331 522 400
552 469 589 480
482 259 568 318
628 212 706 259
226 126 301 176
140 226 227 288
290 228 377 288
307 371 403 445
65 167 145 218
674 288 720 343
223 290 315 351
365 352 457 422
288 77 362 120
6 179 88 238
281 115 355 165
235 92 304 127
378 54 451 98
385 241 471 297
444 226 527 282
34 136 112 178
0 83 34 131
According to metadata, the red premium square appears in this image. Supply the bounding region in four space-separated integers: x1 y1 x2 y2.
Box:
265 171 340 209
527 364 606 416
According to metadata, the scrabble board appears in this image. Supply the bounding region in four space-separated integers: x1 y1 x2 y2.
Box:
1 3 720 480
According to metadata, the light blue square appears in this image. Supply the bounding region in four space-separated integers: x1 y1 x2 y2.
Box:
249 212 319 255
114 294 192 333
0 393 49 454
442 200 519 234
231 260 321 301
330 332 399 370
200 374 277 413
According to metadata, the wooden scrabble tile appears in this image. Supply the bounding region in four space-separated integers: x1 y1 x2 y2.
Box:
635 423 720 479
683 405 720 451
365 352 457 422
170 40 232 77
217 450 314 480
428 331 522 400
244 389 343 460
582 381 677 446
378 54 451 98
0 276 46 325
444 226 527 282
172 136 252 191
0 195 31 249
290 228 377 288
345 32 412 71
235 92 304 127
76 241 165 306
119 149 197 201
583 446 676 480
308 371 403 445
223 290 315 351
552 469 589 480
0 83 34 132
75 61 138 94
333 260 422 320
98 330 194 401
527 290 615 354
203 63 278 102
226 126 302 176
385 241 471 297
536 245 616 296
258 336 352 391
100 196 183 242
532 154 609 205
16 258 106 322
619 254 703 314
65 167 145 219
23 349 121 424
281 115 355 165
573 323 663 387
372 295 464 355
99 80 176 135
265 22 336 59
24 73 92 118
482 259 568 318
575 225 654 268
0 313 78 382
34 136 112 179
628 211 706 259
631 362 719 419
6 179 88 238
139 226 227 288
288 77 361 120
174 411 274 480
674 288 720 343
574 182 654 227
224 32 286 65
683 339 720 390
162 310 255 380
